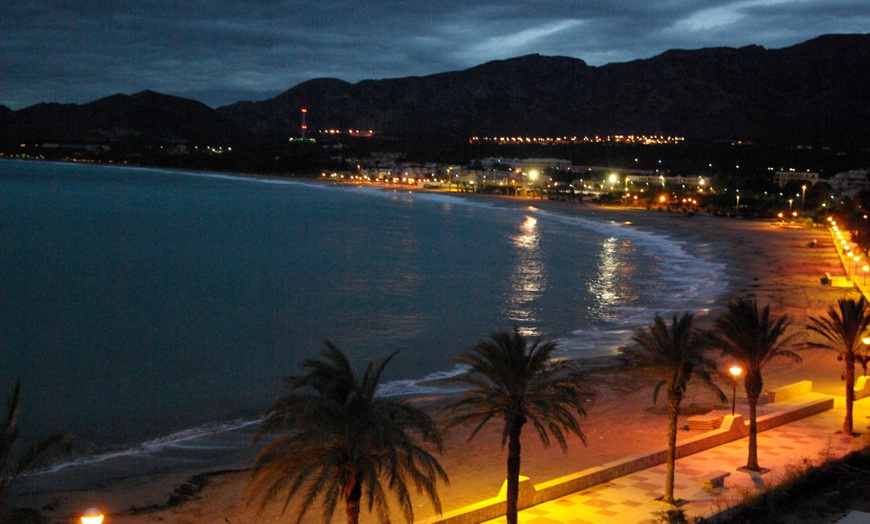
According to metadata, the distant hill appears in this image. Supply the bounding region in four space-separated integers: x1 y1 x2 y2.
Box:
2 34 869 148
0 90 250 145
219 34 870 146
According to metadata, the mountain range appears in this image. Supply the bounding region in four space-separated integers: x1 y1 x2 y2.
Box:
2 33 869 148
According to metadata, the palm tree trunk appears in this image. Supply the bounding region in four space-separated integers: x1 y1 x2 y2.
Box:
664 389 681 505
745 371 763 471
505 420 524 524
346 479 362 524
845 357 856 435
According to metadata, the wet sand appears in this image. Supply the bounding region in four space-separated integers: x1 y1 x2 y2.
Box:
8 195 859 523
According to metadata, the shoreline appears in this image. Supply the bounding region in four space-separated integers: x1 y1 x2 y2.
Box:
7 181 860 523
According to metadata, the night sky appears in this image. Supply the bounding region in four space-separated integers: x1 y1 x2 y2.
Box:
1 1 866 110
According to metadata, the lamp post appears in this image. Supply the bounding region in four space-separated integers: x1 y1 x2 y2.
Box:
802 184 807 211
729 365 743 416
529 170 539 199
81 508 104 524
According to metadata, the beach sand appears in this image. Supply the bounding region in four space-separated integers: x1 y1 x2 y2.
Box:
8 196 860 523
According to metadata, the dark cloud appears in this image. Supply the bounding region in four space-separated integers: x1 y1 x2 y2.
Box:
0 0 865 109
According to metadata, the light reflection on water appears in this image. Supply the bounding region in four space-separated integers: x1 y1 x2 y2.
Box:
589 237 620 308
507 215 544 333
587 237 641 319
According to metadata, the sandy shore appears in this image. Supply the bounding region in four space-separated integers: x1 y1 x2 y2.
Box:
8 193 860 523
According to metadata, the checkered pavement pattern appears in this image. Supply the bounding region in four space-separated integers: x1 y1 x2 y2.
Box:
482 396 870 523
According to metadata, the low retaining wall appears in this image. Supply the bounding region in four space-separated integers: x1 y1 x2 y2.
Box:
419 388 833 524
855 376 870 401
757 395 833 432
766 380 813 403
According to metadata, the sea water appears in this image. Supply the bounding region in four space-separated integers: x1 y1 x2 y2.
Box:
0 159 728 482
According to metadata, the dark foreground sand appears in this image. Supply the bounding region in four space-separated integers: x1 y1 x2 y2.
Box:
8 194 860 523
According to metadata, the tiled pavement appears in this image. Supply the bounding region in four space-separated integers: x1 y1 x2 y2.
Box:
483 396 870 523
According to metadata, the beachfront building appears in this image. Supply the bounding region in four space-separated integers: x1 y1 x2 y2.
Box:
520 158 571 173
626 174 709 189
826 169 870 194
773 170 819 188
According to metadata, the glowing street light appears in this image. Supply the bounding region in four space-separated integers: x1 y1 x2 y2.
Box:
801 184 807 211
729 365 743 416
81 508 104 524
529 170 539 198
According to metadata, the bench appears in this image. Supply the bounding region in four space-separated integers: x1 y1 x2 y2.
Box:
699 471 730 491
821 272 832 285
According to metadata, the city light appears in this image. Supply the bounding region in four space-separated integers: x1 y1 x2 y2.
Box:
81 508 104 524
468 134 685 145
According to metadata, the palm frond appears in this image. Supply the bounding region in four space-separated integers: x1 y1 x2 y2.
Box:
247 341 446 523
442 326 589 450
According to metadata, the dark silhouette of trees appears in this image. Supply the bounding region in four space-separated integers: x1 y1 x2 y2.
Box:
622 313 724 505
442 327 588 524
808 296 870 435
247 341 447 524
1 380 71 520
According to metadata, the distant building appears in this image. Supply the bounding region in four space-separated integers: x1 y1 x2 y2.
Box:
773 170 819 188
520 158 571 172
827 169 870 193
478 156 520 169
625 174 709 189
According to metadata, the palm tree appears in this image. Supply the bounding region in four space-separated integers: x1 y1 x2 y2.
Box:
807 296 870 435
712 298 802 471
622 313 724 505
1 380 71 516
246 341 448 524
441 326 587 524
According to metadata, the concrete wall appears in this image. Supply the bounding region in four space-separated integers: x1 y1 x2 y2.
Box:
855 376 870 400
766 380 813 403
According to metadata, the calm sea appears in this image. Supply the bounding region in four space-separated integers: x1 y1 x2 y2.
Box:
0 159 728 482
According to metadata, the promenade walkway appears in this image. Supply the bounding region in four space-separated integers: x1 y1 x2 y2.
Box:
481 395 870 523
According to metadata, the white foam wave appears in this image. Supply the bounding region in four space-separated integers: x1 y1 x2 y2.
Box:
376 365 470 397
534 209 729 307
30 418 261 476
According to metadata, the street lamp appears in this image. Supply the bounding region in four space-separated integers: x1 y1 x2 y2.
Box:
81 508 104 524
529 170 539 198
801 184 807 211
788 198 794 214
729 365 743 416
